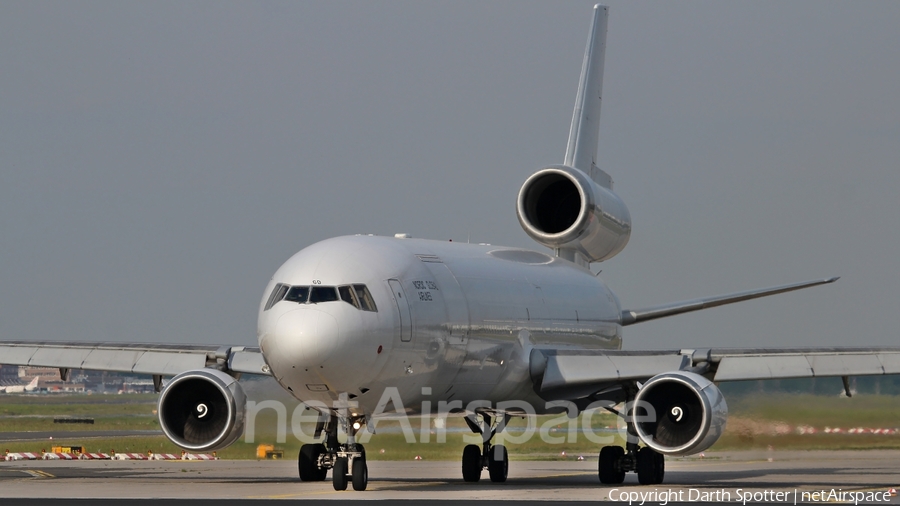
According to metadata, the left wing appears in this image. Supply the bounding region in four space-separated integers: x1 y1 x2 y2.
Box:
0 340 270 379
530 346 900 400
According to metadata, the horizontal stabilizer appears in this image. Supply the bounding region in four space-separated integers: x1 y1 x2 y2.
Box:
620 277 839 326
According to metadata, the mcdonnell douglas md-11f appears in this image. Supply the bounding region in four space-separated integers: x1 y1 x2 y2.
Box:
2 5 899 491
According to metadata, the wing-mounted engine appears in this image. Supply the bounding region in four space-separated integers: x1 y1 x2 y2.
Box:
517 165 631 263
631 371 727 456
158 369 246 452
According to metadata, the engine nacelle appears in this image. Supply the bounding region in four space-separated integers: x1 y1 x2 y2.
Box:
632 371 727 456
158 369 246 452
517 165 631 263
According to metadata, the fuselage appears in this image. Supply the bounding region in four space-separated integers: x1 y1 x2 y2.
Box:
257 235 623 416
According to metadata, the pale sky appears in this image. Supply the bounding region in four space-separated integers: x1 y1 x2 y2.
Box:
1 1 898 350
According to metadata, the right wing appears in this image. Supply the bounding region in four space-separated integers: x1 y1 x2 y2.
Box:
0 340 270 378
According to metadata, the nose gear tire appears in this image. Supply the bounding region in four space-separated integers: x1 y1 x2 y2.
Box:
332 457 348 491
351 457 368 491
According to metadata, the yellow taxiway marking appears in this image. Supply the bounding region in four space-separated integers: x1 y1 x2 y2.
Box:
23 470 54 479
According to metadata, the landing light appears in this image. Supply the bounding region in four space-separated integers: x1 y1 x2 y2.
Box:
352 421 361 430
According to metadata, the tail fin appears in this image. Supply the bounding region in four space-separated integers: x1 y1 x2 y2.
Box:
563 4 610 187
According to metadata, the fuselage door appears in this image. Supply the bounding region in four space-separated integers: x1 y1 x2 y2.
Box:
388 279 412 342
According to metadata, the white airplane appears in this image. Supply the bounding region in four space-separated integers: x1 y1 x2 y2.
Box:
1 4 898 492
0 376 39 394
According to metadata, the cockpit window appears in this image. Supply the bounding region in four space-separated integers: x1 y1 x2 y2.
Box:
309 286 339 303
264 283 289 311
338 285 360 309
266 282 376 311
354 284 377 312
284 286 309 303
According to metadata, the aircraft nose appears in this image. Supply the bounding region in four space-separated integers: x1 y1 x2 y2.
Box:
272 307 342 369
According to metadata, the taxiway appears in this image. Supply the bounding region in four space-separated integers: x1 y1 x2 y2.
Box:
0 450 897 502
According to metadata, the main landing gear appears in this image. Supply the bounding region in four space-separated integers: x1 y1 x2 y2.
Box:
460 412 510 483
597 388 665 485
598 443 665 485
298 413 368 491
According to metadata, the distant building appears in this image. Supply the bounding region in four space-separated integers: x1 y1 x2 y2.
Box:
120 379 156 394
16 367 89 393
0 364 23 388
0 364 22 381
0 365 159 394
21 366 62 382
41 381 86 393
0 365 23 388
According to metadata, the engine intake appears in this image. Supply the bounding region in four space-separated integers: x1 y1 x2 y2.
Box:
632 371 727 455
158 369 246 452
517 165 631 263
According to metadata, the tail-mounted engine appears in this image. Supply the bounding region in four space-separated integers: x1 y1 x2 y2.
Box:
158 369 247 452
516 165 631 263
631 371 727 456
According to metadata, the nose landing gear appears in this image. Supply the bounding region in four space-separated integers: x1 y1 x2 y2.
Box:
460 412 510 483
297 412 368 491
329 442 367 491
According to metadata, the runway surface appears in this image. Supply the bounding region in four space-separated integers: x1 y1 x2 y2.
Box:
0 450 897 502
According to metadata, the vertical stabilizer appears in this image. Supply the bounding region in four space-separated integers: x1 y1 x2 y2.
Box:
564 4 609 180
518 5 629 268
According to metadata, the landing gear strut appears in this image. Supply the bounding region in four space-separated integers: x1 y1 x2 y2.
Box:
460 412 510 483
297 411 368 491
